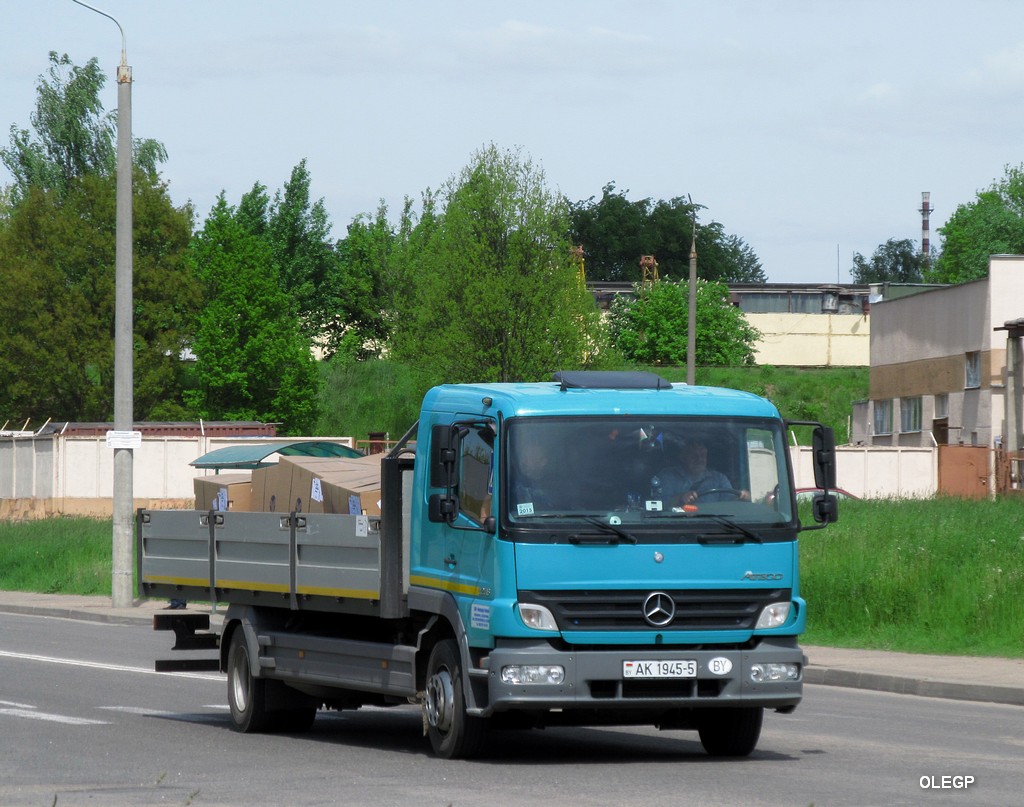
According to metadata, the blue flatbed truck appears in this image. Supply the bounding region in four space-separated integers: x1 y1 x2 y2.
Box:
139 370 838 758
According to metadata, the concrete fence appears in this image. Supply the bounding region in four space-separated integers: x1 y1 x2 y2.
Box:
791 444 937 499
0 434 355 519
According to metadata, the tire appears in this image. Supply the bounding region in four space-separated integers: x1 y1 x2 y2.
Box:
424 639 487 759
226 629 271 733
696 707 763 757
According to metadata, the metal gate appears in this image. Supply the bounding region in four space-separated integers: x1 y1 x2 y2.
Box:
937 446 990 499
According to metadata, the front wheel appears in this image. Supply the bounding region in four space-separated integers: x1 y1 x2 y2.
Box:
424 639 487 759
696 707 763 757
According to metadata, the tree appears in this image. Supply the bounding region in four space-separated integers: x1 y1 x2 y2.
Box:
568 183 766 283
332 203 394 360
1 52 166 202
851 238 925 284
0 172 197 421
266 160 344 344
607 279 760 366
388 144 609 386
932 164 1024 284
185 193 320 434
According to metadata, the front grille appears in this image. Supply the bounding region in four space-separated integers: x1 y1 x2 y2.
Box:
520 588 789 632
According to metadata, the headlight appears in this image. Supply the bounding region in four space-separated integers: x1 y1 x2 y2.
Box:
501 665 565 685
750 662 801 682
755 601 791 629
518 603 558 631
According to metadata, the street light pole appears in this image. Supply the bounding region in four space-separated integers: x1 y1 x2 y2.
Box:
687 198 697 387
73 0 135 608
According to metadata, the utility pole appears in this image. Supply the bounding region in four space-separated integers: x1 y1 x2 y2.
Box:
687 197 697 386
73 0 136 608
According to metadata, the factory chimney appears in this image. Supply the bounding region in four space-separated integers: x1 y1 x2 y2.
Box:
920 192 933 265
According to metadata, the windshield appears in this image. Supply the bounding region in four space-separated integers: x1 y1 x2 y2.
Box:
504 416 794 537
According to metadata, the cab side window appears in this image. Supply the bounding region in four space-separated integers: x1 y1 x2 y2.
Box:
459 426 494 524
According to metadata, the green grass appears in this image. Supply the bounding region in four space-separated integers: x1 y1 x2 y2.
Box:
0 517 114 595
3 498 1022 658
801 497 1024 657
316 358 427 444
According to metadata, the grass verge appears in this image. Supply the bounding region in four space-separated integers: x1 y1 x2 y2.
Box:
0 517 113 595
801 497 1024 657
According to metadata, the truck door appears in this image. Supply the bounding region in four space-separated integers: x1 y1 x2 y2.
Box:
441 421 496 608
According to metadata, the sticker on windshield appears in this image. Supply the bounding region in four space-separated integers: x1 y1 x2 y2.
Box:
517 502 535 516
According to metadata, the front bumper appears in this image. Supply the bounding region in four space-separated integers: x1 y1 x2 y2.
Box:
474 636 803 718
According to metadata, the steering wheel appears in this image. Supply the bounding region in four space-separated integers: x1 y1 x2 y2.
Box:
694 488 744 501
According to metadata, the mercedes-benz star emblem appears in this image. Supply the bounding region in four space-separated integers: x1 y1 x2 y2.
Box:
642 591 676 627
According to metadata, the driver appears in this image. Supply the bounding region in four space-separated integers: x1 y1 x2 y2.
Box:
659 436 749 505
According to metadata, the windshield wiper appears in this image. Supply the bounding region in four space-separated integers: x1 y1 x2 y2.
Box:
568 516 638 545
643 509 764 543
688 513 764 544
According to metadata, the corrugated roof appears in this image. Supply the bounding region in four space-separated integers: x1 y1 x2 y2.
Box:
190 440 363 469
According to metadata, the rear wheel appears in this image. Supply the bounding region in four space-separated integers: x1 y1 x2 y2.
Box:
226 629 317 733
424 639 487 759
696 707 763 757
227 629 271 732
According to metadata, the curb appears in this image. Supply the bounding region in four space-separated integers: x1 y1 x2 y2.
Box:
803 667 1024 707
0 601 155 628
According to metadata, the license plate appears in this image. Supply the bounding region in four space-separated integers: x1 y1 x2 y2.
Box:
622 659 697 679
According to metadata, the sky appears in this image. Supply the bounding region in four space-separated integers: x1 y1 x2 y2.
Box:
3 0 1024 284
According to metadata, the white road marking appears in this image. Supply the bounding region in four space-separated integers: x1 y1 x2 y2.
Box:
0 649 223 681
0 705 108 725
97 706 177 716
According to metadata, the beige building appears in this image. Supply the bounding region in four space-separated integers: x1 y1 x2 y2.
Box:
746 311 869 366
731 283 871 367
590 282 872 367
851 255 1024 451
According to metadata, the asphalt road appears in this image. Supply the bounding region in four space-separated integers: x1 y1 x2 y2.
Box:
2 612 1021 807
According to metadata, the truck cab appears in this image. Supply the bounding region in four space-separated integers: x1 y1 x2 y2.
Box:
411 370 836 757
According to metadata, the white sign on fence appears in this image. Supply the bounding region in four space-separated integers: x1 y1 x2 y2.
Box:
105 430 143 449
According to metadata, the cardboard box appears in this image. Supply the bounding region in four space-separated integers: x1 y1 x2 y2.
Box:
321 473 382 516
194 473 253 512
253 461 295 512
263 455 382 514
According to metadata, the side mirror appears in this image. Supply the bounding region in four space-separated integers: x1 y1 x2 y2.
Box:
427 422 471 524
812 426 837 490
812 492 839 524
428 492 460 524
429 424 458 488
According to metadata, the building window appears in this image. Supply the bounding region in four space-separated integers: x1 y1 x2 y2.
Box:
900 397 922 433
965 351 981 389
934 393 948 419
873 399 893 435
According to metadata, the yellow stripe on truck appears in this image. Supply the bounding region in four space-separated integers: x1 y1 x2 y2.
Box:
409 574 481 597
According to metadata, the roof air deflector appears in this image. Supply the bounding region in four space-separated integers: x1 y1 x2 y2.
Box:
552 371 673 391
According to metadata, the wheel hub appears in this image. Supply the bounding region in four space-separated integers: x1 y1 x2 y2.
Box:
425 668 455 732
231 650 250 711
